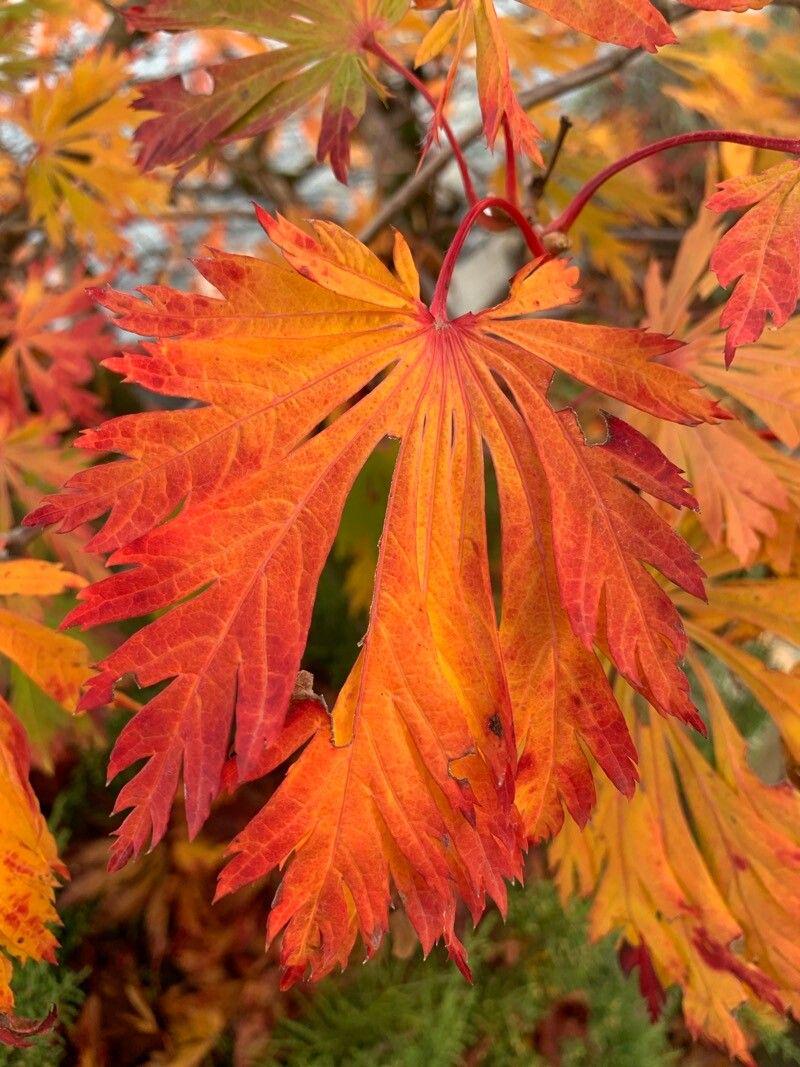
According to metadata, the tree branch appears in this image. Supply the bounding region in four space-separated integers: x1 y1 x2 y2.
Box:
1 524 43 558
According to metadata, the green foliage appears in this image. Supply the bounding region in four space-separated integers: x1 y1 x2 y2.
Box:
262 879 674 1067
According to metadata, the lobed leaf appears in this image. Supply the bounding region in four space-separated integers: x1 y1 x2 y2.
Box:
555 551 800 1064
0 267 114 427
707 160 800 366
30 216 717 981
623 202 800 565
12 50 167 255
416 0 544 163
0 696 65 1044
417 0 774 157
128 0 409 182
518 0 772 52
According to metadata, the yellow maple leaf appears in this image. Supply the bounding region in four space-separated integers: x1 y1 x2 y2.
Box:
553 524 800 1064
673 545 800 768
657 24 797 153
13 50 168 256
554 611 800 1062
0 559 91 712
0 694 65 1034
613 192 800 564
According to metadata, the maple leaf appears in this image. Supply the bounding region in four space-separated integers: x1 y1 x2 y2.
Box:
558 531 800 1058
553 708 789 1064
0 543 99 767
415 0 544 163
676 565 800 770
12 50 168 255
655 27 799 142
616 202 800 565
30 213 718 981
0 266 114 427
554 551 800 1064
127 0 409 182
706 160 800 365
0 559 92 711
0 694 66 1046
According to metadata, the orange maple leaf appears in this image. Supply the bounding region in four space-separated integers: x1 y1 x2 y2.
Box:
0 267 114 426
415 0 544 163
30 213 721 982
0 695 65 1046
707 160 800 365
515 0 772 52
618 197 800 565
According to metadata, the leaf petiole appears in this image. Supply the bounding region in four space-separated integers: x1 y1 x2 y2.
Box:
502 115 519 208
546 130 800 236
364 36 479 207
430 196 548 318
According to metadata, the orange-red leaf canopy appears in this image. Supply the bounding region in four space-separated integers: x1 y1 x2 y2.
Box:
31 212 719 982
707 160 800 365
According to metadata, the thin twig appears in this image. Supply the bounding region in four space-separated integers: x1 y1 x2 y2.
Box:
612 226 684 243
148 209 262 223
366 36 479 206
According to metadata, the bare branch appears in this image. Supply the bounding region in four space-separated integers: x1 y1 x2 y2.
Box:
530 115 574 204
0 524 43 559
